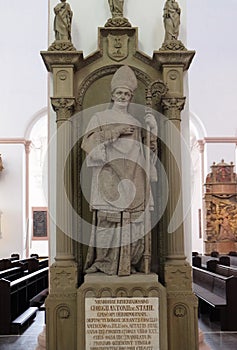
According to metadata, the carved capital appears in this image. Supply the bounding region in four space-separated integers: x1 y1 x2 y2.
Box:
161 97 185 120
24 140 32 154
51 98 75 123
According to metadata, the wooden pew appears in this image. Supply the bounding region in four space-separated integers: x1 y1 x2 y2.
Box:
206 260 237 277
192 266 237 331
0 266 24 281
0 267 48 334
193 254 230 269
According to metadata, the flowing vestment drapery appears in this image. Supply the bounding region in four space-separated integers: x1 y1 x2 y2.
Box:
108 0 124 17
82 109 157 275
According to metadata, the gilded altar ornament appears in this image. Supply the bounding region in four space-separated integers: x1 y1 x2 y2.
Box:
160 0 186 51
105 0 131 27
48 0 76 51
0 154 4 172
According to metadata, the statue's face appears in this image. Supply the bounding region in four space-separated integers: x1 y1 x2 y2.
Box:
112 87 133 106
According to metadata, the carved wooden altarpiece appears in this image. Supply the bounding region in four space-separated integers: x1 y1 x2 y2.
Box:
204 160 237 254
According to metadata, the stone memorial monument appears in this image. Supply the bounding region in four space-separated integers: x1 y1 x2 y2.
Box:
41 1 198 349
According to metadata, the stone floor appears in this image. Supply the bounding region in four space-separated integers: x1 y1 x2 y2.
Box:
0 310 45 350
0 310 237 349
199 314 237 350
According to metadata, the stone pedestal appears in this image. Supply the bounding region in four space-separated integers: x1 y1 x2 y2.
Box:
77 273 167 350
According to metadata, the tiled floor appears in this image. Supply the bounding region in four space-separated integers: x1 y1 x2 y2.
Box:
0 310 45 350
199 314 237 350
0 310 237 349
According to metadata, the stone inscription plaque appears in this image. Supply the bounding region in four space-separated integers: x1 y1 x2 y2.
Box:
85 297 159 350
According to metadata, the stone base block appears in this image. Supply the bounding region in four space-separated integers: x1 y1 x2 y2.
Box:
77 273 167 350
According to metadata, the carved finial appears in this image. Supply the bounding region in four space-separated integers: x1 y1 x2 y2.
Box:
48 0 76 51
160 0 186 51
105 0 131 27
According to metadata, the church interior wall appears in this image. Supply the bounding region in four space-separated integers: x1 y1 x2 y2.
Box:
1 0 237 259
0 143 26 257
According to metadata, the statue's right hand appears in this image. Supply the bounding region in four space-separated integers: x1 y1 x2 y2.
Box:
121 126 135 135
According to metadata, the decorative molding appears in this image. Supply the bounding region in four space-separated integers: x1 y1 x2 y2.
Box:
173 304 187 318
160 39 187 52
57 305 71 319
153 50 196 71
76 65 152 108
40 51 83 73
51 98 75 122
48 40 76 52
165 265 192 291
203 137 237 144
161 97 186 120
105 17 131 28
0 138 31 147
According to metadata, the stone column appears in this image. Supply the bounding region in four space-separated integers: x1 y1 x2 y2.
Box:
40 49 82 350
161 96 186 263
51 97 75 265
24 140 31 258
154 50 199 349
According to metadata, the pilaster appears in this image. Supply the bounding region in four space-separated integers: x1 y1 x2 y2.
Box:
154 49 198 349
41 47 80 349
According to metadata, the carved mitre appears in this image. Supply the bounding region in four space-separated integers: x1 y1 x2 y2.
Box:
111 65 137 92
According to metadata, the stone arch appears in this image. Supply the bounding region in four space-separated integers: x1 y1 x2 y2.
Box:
76 65 152 109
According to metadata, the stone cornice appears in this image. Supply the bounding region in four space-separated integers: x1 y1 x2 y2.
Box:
40 51 83 72
153 50 196 71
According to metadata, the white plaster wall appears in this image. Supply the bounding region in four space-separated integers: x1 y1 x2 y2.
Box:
0 0 48 258
0 0 48 138
0 144 25 258
187 0 237 137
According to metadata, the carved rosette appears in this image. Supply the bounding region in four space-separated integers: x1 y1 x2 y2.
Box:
51 98 75 123
161 97 185 120
165 265 192 292
50 265 78 293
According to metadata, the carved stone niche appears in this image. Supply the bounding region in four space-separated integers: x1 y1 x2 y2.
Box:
204 160 237 254
72 26 168 275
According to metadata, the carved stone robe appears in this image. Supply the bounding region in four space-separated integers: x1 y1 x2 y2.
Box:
109 0 124 17
81 109 157 275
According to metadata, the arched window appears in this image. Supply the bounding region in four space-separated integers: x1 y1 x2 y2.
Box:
28 114 48 257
